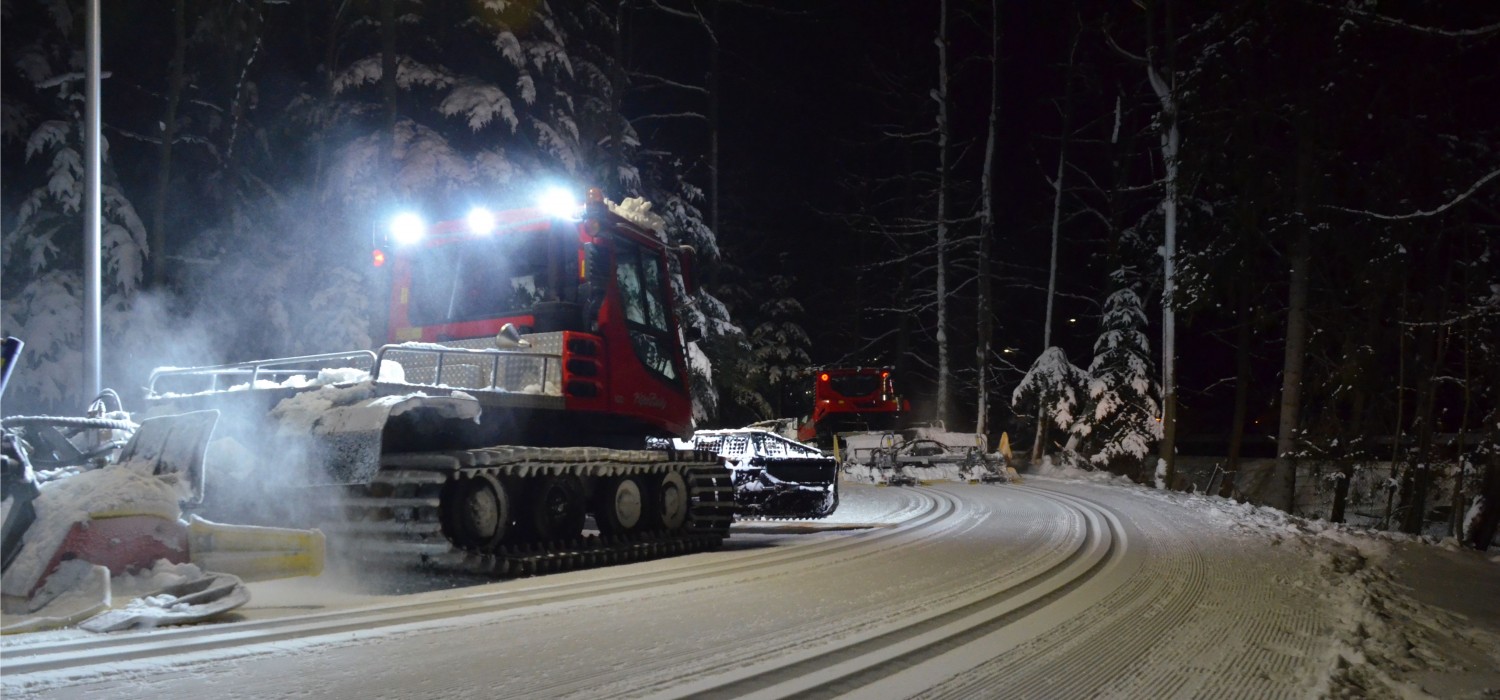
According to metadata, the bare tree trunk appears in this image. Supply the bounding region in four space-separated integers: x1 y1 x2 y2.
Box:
1222 285 1251 498
1331 312 1375 522
1147 0 1179 489
149 0 189 290
611 1 631 188
975 0 1001 440
1384 292 1408 529
1273 142 1314 513
934 0 951 426
1330 389 1364 523
380 0 398 153
1032 34 1078 465
1401 292 1450 534
223 1 265 171
1451 318 1471 537
1466 408 1500 551
708 2 720 237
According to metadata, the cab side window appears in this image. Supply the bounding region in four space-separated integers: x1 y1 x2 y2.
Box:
614 240 680 383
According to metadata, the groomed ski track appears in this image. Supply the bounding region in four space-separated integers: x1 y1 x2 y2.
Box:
1 478 1347 699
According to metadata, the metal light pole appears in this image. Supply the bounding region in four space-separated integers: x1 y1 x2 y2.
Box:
83 0 102 402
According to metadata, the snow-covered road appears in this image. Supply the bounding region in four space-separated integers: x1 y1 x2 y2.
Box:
3 476 1497 699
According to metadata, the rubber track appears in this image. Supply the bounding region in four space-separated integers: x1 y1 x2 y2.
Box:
324 446 735 578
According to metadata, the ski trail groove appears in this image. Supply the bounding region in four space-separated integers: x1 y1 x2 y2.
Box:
645 486 1120 700
914 481 1336 700
0 489 953 683
491 487 998 699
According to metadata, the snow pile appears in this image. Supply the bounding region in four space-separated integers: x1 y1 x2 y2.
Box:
112 560 207 599
1 467 182 595
155 364 378 398
1024 455 1133 486
607 197 667 236
268 382 478 438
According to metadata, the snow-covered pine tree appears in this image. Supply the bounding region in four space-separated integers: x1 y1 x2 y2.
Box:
1 0 149 412
1011 347 1089 463
1070 288 1163 479
749 272 812 419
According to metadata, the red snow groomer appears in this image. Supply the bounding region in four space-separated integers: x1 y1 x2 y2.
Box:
145 188 734 578
796 367 910 448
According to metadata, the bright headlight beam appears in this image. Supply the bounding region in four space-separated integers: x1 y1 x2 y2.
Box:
466 207 497 235
538 187 580 219
390 212 426 245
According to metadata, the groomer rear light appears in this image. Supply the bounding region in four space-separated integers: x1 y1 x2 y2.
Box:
820 373 829 382
373 249 386 267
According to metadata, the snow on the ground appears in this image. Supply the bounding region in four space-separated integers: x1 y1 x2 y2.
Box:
5 450 1495 698
1027 458 1500 699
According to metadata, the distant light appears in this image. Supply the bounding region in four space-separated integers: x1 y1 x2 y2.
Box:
538 187 580 219
372 249 386 267
466 207 497 235
1068 318 1078 324
390 212 425 246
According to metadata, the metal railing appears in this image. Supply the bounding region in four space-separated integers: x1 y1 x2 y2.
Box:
148 350 378 396
375 344 562 395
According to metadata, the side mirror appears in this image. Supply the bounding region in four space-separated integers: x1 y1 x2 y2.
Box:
677 245 698 296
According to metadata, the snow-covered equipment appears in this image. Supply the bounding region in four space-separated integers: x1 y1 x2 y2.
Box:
795 367 910 447
143 189 734 578
680 429 839 519
1 377 323 633
840 426 1009 486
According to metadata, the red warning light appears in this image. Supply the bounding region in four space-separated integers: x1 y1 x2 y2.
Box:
373 249 386 267
819 373 829 382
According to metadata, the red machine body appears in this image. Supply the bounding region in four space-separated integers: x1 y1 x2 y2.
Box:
797 367 909 445
380 197 696 441
144 191 733 577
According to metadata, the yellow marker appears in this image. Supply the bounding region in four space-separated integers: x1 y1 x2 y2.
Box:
188 516 325 582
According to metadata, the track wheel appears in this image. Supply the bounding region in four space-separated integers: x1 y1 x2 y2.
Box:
596 476 646 535
529 475 586 542
812 480 840 518
442 474 510 551
655 470 689 531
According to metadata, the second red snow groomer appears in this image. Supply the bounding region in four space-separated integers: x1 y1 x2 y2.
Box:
796 367 910 447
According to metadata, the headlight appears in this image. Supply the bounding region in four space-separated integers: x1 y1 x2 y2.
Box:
466 207 497 235
537 187 580 219
389 212 426 246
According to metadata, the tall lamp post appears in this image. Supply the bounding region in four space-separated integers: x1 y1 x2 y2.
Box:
83 0 102 402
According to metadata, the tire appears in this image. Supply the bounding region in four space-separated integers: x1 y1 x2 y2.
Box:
595 476 646 535
441 474 510 551
528 475 587 542
656 470 689 531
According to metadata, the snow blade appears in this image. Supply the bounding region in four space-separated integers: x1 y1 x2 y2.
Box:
79 572 249 633
0 562 111 635
115 410 219 504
